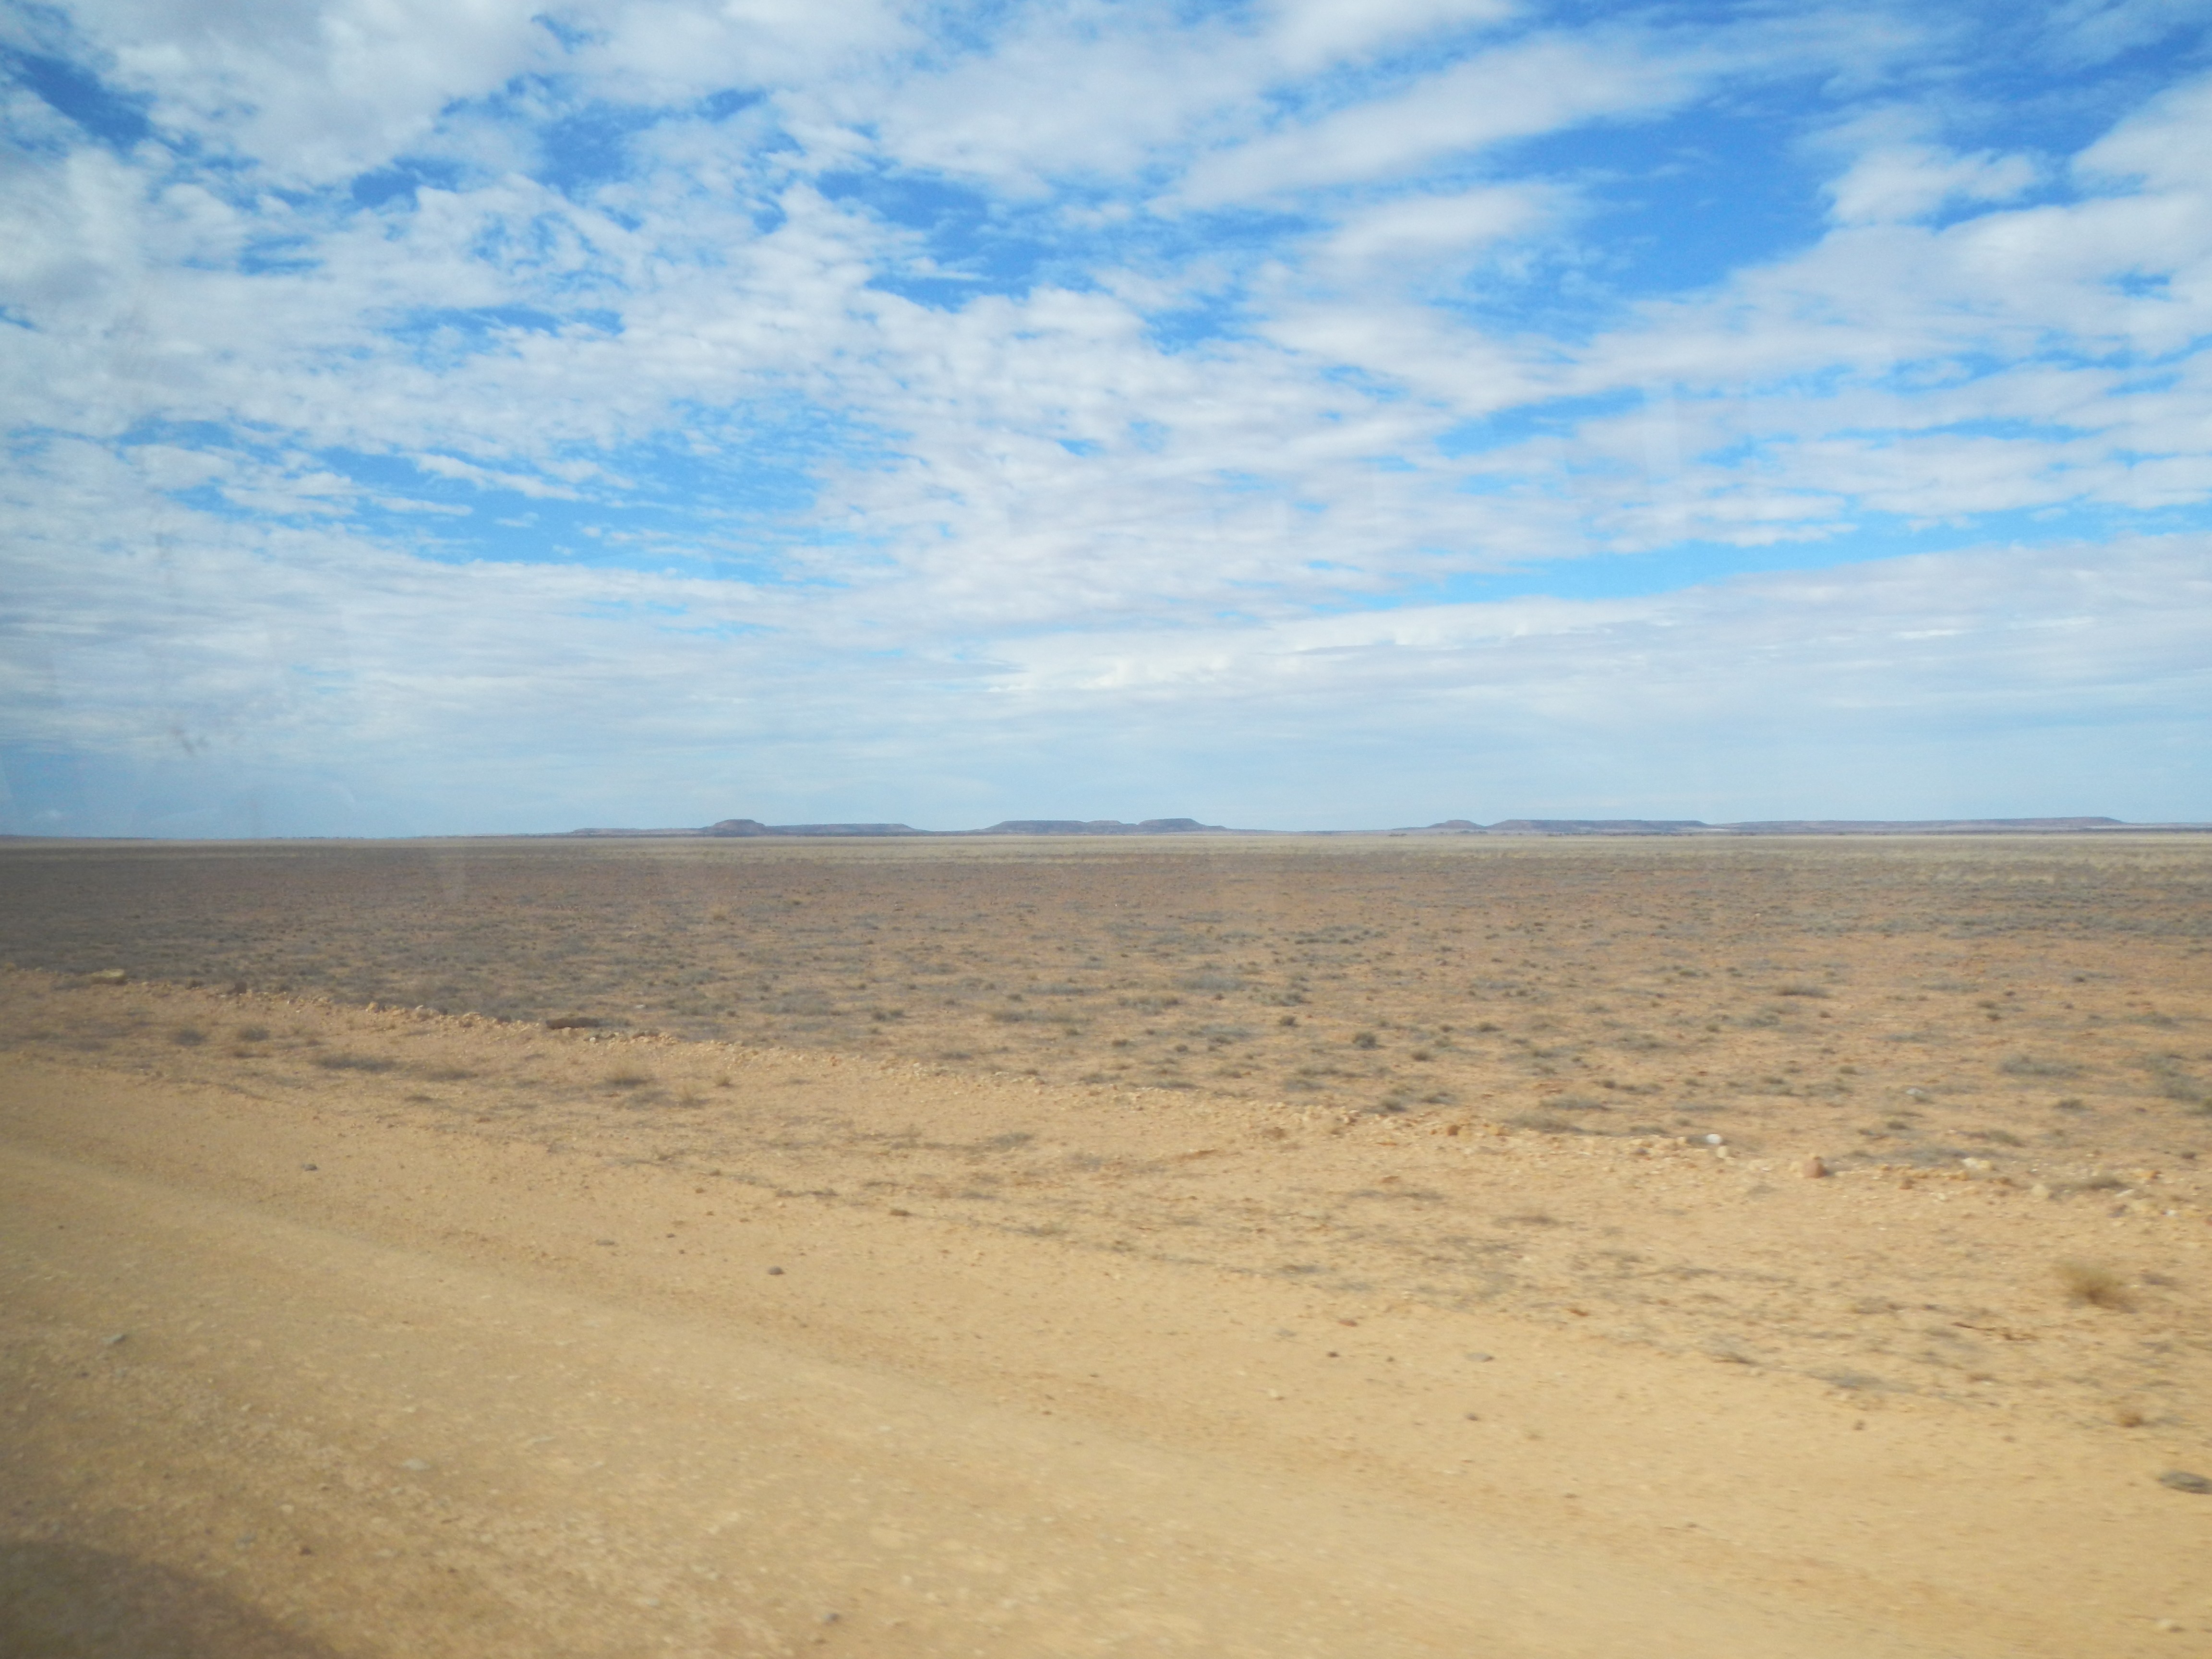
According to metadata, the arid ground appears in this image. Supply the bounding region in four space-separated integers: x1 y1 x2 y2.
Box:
3 835 2209 1656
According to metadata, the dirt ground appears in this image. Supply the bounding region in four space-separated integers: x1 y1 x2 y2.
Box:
3 835 2210 1656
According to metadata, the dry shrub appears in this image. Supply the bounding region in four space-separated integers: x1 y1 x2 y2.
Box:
315 1052 395 1073
2056 1259 2135 1310
1508 1110 1579 1134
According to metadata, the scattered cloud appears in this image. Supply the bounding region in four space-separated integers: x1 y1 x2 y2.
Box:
3 2 2209 832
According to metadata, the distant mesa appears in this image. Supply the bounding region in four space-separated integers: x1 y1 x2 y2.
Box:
568 816 1232 839
974 817 1223 836
1399 816 2134 836
1487 818 1708 834
565 813 2156 841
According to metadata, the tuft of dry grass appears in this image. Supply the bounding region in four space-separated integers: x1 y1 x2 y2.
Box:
315 1052 395 1073
2056 1259 2135 1310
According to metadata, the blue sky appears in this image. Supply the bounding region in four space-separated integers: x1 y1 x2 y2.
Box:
2 0 2209 835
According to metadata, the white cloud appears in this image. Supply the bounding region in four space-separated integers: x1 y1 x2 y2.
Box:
68 0 553 182
1315 182 1555 271
1174 29 1719 206
1263 0 1517 73
7 452 2204 829
4 2 2210 830
1825 144 2040 224
414 452 583 499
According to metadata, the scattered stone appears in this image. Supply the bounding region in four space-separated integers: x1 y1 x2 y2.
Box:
1465 1351 1493 1362
1704 1133 1724 1145
101 1332 127 1346
820 1611 841 1625
2158 1470 2212 1494
767 1265 786 1276
302 1163 318 1171
87 969 126 985
2029 1183 2053 1200
1802 1155 1829 1178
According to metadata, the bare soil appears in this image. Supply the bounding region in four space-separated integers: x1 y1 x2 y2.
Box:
3 836 2210 1655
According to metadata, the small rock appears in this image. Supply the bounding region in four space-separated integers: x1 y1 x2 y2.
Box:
1802 1155 1828 1179
1704 1133 1724 1145
101 1332 128 1346
400 1458 432 1473
1465 1351 1493 1362
2158 1469 2212 1494
2158 1619 2182 1633
301 1163 318 1171
767 1265 785 1276
820 1611 841 1625
87 968 127 985
2029 1182 2052 1200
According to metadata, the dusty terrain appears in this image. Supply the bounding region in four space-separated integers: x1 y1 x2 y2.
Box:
3 835 2210 1656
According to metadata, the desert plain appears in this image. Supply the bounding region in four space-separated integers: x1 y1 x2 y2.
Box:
2 832 2210 1657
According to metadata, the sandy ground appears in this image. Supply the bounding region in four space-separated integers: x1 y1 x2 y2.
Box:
5 948 2211 1656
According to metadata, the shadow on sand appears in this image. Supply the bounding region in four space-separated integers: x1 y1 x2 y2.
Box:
0 1539 343 1659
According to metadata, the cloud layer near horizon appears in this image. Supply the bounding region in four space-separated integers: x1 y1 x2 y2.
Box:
3 0 2209 833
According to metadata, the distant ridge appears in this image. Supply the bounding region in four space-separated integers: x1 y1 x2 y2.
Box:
561 814 2199 840
566 816 1235 839
1392 816 2143 836
973 817 1223 836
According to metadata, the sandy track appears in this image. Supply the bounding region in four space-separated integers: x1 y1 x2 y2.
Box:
4 988 2209 1655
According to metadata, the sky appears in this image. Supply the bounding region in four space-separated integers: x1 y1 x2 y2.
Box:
2 0 2209 836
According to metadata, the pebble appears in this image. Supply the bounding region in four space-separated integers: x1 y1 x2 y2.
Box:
767 1265 785 1275
302 1163 318 1171
400 1458 432 1473
1801 1156 1828 1179
2158 1469 2212 1494
101 1332 128 1346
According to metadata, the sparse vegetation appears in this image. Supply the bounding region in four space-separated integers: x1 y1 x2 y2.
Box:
3 835 2209 1132
2056 1259 2135 1310
315 1052 396 1073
